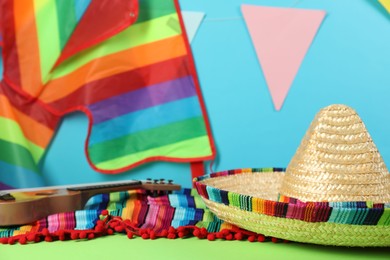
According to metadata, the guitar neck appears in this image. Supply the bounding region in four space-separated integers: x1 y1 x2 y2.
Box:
68 180 181 204
0 180 181 226
67 180 143 205
2 180 180 194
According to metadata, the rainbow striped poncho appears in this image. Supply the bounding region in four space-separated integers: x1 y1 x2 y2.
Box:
0 0 215 189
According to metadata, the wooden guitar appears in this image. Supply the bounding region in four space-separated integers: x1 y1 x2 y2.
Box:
0 179 180 226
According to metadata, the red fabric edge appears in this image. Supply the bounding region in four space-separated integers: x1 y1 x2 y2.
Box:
173 0 217 159
190 161 205 187
53 0 139 69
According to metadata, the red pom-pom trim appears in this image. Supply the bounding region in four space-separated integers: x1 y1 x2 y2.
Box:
221 229 230 236
234 232 243 241
207 234 215 241
216 232 224 239
248 236 256 242
114 225 124 232
257 234 266 242
79 231 87 239
19 236 27 245
44 236 53 242
168 226 176 233
70 232 79 240
26 234 36 242
2 217 274 245
42 228 50 236
167 233 176 239
225 233 233 240
193 229 200 237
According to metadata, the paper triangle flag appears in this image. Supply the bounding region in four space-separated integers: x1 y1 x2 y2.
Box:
242 5 325 111
181 11 205 43
379 0 390 13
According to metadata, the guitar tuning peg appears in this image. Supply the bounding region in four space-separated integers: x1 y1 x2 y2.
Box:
153 179 159 184
167 180 175 194
159 178 165 184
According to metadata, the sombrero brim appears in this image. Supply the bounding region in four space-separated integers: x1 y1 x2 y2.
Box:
194 168 390 247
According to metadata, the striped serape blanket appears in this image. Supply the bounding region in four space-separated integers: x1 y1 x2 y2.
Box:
0 189 273 244
0 0 215 190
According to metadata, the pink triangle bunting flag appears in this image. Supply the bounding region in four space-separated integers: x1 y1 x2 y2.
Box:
241 5 326 111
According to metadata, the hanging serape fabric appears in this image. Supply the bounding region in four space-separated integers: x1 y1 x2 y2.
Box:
0 189 272 244
0 0 216 189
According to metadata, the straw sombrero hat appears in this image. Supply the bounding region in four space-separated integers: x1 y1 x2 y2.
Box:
194 104 390 247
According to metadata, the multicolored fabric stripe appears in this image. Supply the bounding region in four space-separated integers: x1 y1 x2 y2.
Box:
0 0 215 189
194 168 390 226
0 0 95 189
0 189 234 239
0 89 60 189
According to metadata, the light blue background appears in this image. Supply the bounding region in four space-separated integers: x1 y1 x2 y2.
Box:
41 0 390 188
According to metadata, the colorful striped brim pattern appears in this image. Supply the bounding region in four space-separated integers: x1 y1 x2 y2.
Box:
0 0 215 189
194 168 390 247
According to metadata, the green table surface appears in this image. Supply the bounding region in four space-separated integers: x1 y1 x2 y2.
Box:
1 234 389 260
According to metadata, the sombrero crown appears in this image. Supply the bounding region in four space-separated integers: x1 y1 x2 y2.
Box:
280 104 390 203
195 104 390 247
